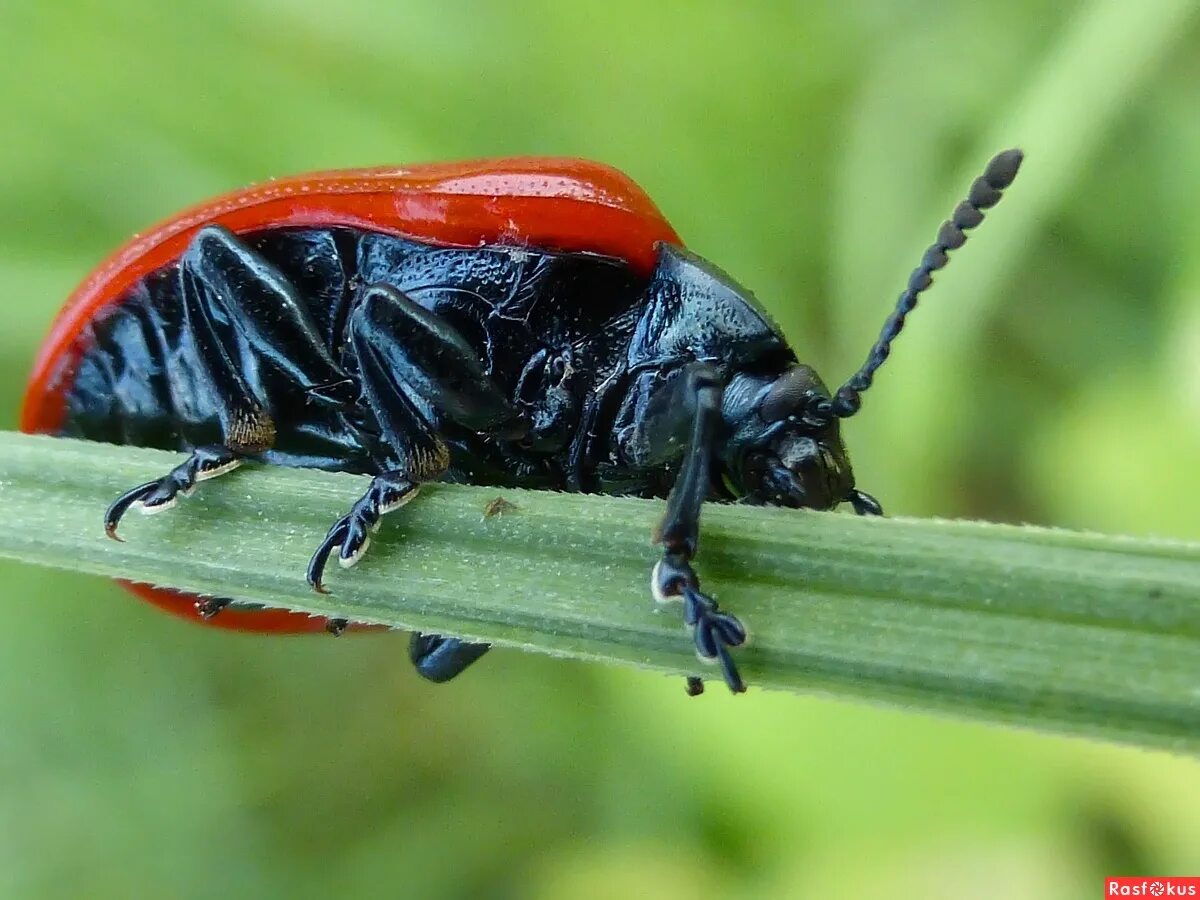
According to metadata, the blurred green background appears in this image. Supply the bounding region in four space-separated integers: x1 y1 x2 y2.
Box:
2 2 1199 897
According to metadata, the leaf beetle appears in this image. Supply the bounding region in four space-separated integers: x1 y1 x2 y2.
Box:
21 151 1023 693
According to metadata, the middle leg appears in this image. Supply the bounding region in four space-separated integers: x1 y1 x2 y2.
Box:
105 445 242 540
307 282 519 679
306 469 423 592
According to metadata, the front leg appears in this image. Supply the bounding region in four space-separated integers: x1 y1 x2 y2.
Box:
652 365 748 694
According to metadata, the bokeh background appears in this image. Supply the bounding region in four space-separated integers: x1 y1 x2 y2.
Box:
2 2 1199 897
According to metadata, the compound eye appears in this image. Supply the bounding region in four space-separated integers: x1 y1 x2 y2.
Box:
761 366 823 422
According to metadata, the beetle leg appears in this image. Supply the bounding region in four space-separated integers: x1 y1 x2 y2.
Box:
350 283 524 434
652 364 749 695
180 225 355 411
306 283 466 589
106 227 333 542
305 282 498 671
306 470 423 592
408 633 491 683
104 445 241 540
847 489 884 516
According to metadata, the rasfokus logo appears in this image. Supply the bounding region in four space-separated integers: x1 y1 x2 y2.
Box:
1106 878 1200 896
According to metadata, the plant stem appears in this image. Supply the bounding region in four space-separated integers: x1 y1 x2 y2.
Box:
2 431 1198 751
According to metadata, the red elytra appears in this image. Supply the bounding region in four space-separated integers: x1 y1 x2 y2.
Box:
120 582 336 633
21 157 681 633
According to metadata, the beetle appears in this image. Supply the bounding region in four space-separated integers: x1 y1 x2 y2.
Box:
21 151 1022 694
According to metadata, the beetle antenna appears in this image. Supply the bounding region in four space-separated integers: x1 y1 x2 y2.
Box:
820 148 1024 420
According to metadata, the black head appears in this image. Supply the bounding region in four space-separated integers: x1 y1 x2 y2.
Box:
721 149 1024 510
720 364 853 509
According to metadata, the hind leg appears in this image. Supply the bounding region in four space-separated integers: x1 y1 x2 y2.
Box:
103 225 350 538
105 445 241 539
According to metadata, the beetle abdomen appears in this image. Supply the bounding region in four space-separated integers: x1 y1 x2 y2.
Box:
64 271 195 450
61 229 372 470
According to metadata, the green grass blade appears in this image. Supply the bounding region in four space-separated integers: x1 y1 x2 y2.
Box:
2 431 1199 751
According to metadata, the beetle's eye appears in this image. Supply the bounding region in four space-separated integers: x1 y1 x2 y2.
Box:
761 368 816 422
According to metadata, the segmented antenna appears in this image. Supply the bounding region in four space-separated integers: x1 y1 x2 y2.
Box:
821 148 1024 420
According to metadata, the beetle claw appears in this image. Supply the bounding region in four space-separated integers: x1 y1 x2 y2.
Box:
103 447 241 542
653 552 748 695
682 586 748 694
713 642 747 694
104 480 159 541
306 521 348 593
306 471 420 594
